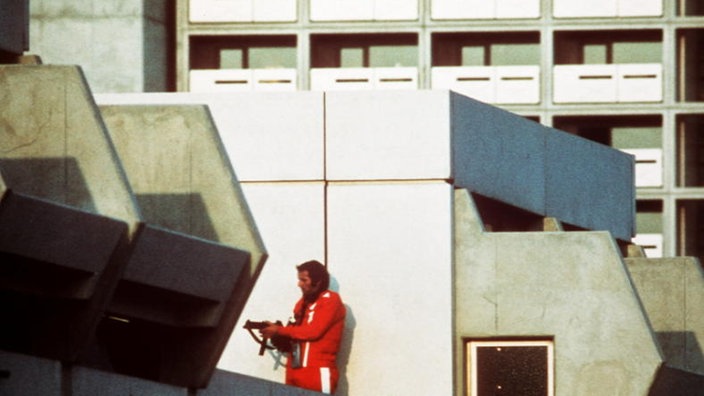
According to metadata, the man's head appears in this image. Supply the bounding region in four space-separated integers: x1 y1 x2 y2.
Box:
296 260 329 299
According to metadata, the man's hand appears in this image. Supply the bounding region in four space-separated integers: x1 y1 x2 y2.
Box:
259 321 282 338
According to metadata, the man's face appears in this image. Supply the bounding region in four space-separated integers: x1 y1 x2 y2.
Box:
297 270 318 297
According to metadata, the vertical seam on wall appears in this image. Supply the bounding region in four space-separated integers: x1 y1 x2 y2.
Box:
323 92 329 266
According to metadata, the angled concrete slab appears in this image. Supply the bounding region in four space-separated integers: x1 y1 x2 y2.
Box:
626 257 704 376
98 104 267 388
453 189 661 396
0 65 137 362
95 92 325 182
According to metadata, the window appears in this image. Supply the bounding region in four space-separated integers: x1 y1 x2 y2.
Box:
635 200 664 257
677 29 704 102
554 30 662 65
189 35 297 70
677 200 704 264
310 33 418 68
432 32 540 67
677 114 704 186
466 339 554 396
678 0 704 16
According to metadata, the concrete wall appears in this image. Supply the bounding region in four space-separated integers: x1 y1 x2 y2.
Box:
453 189 663 395
626 257 704 375
29 0 170 92
95 90 638 395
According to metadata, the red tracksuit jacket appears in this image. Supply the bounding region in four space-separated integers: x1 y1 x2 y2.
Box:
277 290 346 369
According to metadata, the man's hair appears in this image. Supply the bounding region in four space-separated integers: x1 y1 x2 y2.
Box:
297 259 330 292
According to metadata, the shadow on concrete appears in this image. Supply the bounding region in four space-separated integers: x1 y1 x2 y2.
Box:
330 276 355 396
0 158 96 212
657 331 704 375
136 193 218 242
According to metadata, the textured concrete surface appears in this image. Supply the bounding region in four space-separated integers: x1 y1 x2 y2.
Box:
29 0 170 92
0 351 62 396
450 92 635 241
0 65 140 225
626 257 704 376
96 92 326 182
453 188 662 396
98 104 267 388
0 65 136 363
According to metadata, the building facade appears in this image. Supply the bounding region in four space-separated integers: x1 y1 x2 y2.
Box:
177 0 704 265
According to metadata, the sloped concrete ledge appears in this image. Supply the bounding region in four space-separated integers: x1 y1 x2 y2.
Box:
626 257 704 376
453 188 661 395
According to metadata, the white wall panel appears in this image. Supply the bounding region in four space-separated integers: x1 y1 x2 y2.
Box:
326 181 453 395
632 233 663 258
189 0 251 22
618 0 662 16
309 0 374 21
431 66 495 103
374 0 419 20
190 70 253 92
325 91 452 181
621 148 662 187
496 0 540 18
374 67 418 90
252 69 297 91
253 0 297 21
431 0 495 19
617 64 662 103
218 182 326 381
553 0 616 17
495 65 540 104
310 68 374 91
553 65 618 103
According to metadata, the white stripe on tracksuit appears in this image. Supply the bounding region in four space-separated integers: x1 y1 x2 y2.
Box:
320 367 331 394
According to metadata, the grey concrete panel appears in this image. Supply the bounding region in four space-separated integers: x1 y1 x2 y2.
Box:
111 224 248 326
95 92 326 182
626 257 704 375
99 104 266 275
450 92 546 215
0 65 141 228
0 351 62 396
545 129 635 241
72 366 187 396
198 369 324 396
453 189 662 396
0 190 130 361
97 104 267 388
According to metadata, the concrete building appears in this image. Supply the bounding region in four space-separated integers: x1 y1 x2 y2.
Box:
2 1 704 395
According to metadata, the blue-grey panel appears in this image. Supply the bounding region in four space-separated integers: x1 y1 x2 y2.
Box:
545 129 635 241
0 351 62 396
450 92 546 215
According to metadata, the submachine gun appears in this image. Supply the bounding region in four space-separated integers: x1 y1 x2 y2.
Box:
243 320 292 356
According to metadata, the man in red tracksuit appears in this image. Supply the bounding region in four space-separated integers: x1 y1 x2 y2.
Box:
261 260 346 394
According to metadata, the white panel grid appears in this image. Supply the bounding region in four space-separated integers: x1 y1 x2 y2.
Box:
189 69 253 92
495 65 541 104
309 0 374 21
552 0 616 18
431 66 496 103
431 0 495 20
253 0 298 21
616 63 663 103
189 0 252 22
374 0 419 20
310 68 374 91
553 64 618 103
621 148 663 187
496 0 541 18
618 0 663 16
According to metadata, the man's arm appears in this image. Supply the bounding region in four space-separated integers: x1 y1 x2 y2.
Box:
276 292 345 341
